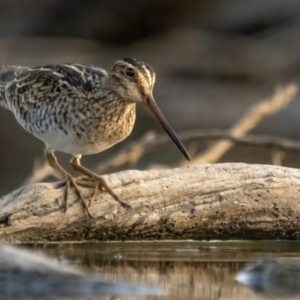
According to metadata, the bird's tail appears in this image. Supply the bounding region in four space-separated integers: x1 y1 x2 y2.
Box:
0 65 30 109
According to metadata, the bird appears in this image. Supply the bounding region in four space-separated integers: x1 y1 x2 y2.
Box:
0 58 190 219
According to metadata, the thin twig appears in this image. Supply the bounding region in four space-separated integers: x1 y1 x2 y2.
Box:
271 149 286 166
94 131 157 172
93 129 300 173
185 84 298 164
143 129 300 152
24 127 300 184
23 157 60 185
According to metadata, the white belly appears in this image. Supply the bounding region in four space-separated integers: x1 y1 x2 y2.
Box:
16 102 136 156
35 130 118 155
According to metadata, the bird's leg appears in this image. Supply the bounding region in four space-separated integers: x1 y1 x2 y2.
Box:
71 155 131 210
46 151 94 219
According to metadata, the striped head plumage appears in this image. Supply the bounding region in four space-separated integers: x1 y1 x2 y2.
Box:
109 58 155 103
109 58 190 160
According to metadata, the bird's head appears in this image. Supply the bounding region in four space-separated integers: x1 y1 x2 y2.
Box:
110 58 190 161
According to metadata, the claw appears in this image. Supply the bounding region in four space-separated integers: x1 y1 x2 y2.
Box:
87 181 99 207
65 176 95 221
46 150 130 218
71 155 131 210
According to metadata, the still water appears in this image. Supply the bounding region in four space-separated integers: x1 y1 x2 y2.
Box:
24 241 300 299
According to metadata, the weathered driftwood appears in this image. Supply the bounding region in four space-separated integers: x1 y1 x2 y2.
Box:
0 163 300 242
0 243 160 299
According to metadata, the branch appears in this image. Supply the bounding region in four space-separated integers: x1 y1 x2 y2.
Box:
187 84 298 164
23 156 58 185
99 130 300 165
24 129 300 183
1 163 300 242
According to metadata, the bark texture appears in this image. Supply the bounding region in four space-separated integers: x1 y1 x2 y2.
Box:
0 163 300 242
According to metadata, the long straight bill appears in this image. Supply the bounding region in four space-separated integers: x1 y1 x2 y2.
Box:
145 94 190 161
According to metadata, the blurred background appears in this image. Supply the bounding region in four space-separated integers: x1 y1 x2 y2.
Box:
1 0 300 196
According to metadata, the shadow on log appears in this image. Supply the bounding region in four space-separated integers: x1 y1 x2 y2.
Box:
0 163 300 242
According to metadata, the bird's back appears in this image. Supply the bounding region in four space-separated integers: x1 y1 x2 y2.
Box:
0 63 109 116
0 63 136 155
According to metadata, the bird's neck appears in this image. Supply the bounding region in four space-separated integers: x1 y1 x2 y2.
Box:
95 75 136 119
98 79 136 118
105 74 133 102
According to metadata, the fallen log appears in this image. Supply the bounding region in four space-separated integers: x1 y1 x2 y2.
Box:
0 163 300 243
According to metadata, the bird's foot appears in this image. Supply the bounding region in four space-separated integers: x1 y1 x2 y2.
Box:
64 175 95 221
70 156 131 211
75 176 131 210
46 151 96 220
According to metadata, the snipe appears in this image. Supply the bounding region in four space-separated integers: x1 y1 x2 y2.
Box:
0 58 190 219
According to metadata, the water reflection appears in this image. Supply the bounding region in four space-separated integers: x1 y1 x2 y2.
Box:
0 243 160 300
237 256 300 299
22 240 300 300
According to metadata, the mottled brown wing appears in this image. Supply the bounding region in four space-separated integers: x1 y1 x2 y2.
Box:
1 64 107 110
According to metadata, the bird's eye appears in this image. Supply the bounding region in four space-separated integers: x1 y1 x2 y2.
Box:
125 68 135 78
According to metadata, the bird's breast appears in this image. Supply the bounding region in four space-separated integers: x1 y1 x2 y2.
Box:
13 98 137 155
70 102 137 155
98 102 136 143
